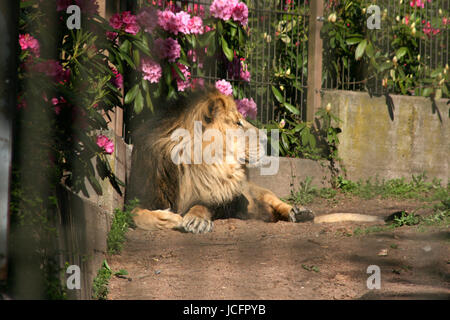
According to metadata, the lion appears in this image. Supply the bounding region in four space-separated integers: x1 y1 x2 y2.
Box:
127 87 318 234
127 87 382 234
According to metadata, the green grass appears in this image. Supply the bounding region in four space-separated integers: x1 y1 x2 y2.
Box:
288 173 449 205
334 173 448 201
92 260 113 300
107 199 139 255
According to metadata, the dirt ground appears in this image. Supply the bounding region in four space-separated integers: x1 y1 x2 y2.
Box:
107 197 450 300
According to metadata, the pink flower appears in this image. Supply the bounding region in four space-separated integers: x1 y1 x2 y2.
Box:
31 60 70 83
154 38 181 62
232 2 248 26
106 31 118 41
110 11 140 34
121 11 134 24
188 16 204 34
141 58 162 83
124 20 140 35
236 98 257 119
97 135 114 154
51 96 67 115
215 79 233 96
158 10 178 33
410 0 430 8
19 34 40 57
137 6 158 33
109 13 123 29
210 0 238 21
173 63 191 91
240 59 250 82
110 67 123 89
121 12 140 34
175 11 191 34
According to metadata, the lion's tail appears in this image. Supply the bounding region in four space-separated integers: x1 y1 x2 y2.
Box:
313 213 383 224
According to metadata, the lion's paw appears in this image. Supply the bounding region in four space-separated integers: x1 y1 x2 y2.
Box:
288 206 315 223
181 215 213 234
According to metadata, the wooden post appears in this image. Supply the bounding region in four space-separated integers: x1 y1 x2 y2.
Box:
306 0 324 122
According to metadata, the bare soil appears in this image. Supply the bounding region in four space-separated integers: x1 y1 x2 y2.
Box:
107 196 450 300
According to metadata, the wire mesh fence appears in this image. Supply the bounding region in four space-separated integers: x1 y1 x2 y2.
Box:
135 0 311 124
321 0 450 97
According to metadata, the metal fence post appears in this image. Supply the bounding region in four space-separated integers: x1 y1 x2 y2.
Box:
306 0 324 122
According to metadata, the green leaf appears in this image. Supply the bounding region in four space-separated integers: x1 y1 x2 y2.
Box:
172 63 186 81
88 175 103 196
271 85 284 103
133 49 140 67
134 91 144 114
346 37 363 45
283 102 300 115
355 39 367 60
124 84 139 104
395 47 408 60
119 39 130 53
365 42 374 58
221 36 234 62
145 90 154 112
422 87 433 97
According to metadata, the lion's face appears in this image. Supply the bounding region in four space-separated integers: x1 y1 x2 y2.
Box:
199 91 266 167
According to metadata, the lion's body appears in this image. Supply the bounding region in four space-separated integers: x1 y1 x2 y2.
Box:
127 88 313 233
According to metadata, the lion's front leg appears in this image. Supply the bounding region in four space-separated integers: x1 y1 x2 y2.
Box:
181 205 214 234
247 182 315 223
132 208 183 231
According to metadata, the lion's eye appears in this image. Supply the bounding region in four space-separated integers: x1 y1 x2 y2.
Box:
236 119 243 127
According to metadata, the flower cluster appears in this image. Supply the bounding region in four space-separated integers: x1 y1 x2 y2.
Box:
51 96 67 115
215 79 233 96
210 0 248 26
236 98 257 119
410 0 431 9
19 34 40 57
96 135 114 154
141 58 162 83
422 20 440 36
154 38 181 62
109 11 140 35
173 63 191 91
31 60 70 83
157 9 204 35
110 67 123 89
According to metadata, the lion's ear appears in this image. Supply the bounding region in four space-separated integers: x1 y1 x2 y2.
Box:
204 97 226 124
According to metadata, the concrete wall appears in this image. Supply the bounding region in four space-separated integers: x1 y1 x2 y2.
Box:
248 91 448 197
58 132 131 299
322 90 449 184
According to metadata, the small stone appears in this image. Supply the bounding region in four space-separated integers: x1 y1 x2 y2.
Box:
377 249 388 256
422 245 432 252
155 270 161 275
